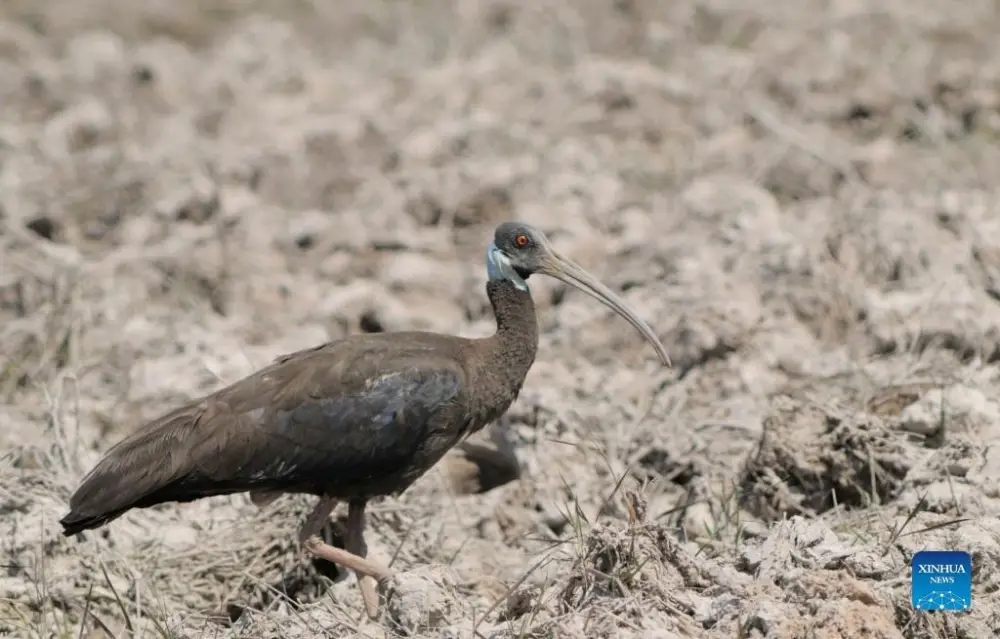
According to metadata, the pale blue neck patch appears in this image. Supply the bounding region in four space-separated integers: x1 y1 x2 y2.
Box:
486 241 529 292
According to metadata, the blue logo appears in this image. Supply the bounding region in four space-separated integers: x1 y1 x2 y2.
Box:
911 550 972 611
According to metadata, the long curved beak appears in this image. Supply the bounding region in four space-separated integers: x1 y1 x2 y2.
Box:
539 252 672 367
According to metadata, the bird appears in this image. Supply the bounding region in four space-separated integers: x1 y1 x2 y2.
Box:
59 221 671 619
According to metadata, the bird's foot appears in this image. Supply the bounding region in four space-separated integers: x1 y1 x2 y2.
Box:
302 535 392 619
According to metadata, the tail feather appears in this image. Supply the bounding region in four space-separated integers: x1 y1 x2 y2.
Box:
60 508 129 536
60 405 202 536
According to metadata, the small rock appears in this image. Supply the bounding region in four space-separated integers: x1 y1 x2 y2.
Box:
738 521 768 540
681 502 715 539
899 480 985 513
743 517 851 580
899 385 1000 436
498 586 539 622
41 98 115 154
694 592 741 627
158 523 199 550
286 209 333 250
386 566 463 635
154 173 220 222
743 601 793 635
843 549 894 579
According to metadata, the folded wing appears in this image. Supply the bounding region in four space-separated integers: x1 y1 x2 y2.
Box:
61 339 465 535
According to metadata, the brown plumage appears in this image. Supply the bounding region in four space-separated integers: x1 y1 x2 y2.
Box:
60 221 671 619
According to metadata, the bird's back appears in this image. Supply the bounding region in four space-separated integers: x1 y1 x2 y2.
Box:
61 331 479 536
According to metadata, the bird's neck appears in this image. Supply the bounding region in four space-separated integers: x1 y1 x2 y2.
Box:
469 280 539 427
486 279 539 366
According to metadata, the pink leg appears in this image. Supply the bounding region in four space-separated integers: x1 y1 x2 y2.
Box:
346 499 383 619
298 496 392 619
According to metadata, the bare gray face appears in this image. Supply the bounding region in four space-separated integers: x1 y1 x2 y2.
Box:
486 222 672 367
491 222 549 277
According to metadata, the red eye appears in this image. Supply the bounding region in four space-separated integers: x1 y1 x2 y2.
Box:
515 234 529 247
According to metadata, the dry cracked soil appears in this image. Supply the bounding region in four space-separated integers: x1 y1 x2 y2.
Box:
2 1 1000 638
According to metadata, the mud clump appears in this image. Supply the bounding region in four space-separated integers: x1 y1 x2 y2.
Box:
385 566 467 636
740 394 912 521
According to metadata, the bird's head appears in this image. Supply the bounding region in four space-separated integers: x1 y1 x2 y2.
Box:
486 221 672 366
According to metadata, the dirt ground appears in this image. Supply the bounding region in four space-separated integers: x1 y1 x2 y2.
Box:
2 1 1000 637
